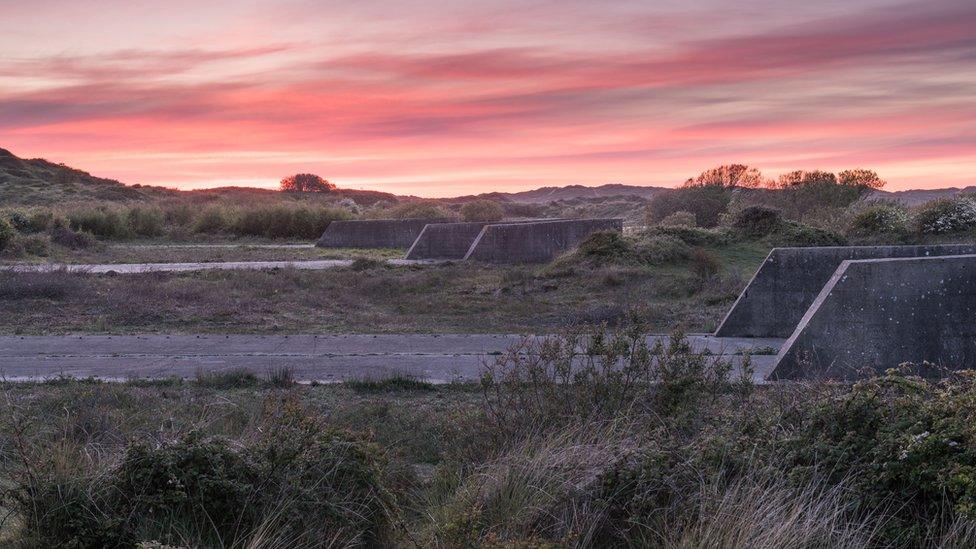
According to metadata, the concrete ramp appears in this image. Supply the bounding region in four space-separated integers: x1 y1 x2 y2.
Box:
716 245 976 338
769 254 976 380
405 219 567 260
463 218 623 263
316 218 451 249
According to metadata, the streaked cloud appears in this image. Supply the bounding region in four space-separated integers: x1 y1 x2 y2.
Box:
0 0 974 194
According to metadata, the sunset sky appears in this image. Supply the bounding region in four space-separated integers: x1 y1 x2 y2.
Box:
1 0 975 195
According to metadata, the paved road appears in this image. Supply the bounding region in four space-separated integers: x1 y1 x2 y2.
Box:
0 334 784 383
2 258 441 274
109 244 316 249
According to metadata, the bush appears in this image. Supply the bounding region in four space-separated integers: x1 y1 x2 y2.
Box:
192 206 228 234
1 234 51 258
11 406 393 548
785 371 976 542
0 217 13 251
768 221 847 247
634 235 692 264
376 201 454 220
68 207 130 239
51 224 97 249
731 205 783 237
460 200 504 222
914 198 976 234
642 225 733 247
126 206 166 237
230 205 349 239
0 271 86 300
646 186 732 228
659 211 697 227
846 202 910 237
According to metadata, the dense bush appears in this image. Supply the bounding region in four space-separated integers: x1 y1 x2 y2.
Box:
68 207 131 239
126 206 166 237
371 201 454 220
50 224 97 249
642 225 733 247
0 217 13 251
914 197 976 234
768 221 847 247
731 205 783 237
10 403 393 548
846 202 910 237
659 210 697 227
1 234 50 258
646 185 732 228
460 199 504 222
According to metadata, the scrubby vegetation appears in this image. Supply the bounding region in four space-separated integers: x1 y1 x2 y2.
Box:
2 330 975 547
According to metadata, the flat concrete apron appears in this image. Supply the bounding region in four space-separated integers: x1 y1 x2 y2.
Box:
0 334 784 383
1 259 444 274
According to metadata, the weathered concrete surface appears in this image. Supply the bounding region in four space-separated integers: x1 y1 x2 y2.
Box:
715 245 976 338
2 259 443 274
406 222 491 260
770 255 976 381
0 334 783 383
464 218 623 263
405 219 565 260
316 218 450 248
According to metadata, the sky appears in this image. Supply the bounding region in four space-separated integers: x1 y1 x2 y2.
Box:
1 0 975 196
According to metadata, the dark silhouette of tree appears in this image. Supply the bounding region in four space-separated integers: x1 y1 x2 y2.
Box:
776 170 837 188
280 173 336 193
838 169 886 189
682 164 765 188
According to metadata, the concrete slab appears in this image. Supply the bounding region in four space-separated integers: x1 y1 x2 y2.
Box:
716 245 976 338
770 254 976 380
0 334 783 383
464 218 623 263
316 218 451 249
405 219 566 260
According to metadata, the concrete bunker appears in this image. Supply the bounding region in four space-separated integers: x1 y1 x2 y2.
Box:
405 219 566 260
715 245 976 338
315 218 451 249
462 218 623 263
768 254 976 381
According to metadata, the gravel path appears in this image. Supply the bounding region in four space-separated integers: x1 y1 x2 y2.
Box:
2 258 442 274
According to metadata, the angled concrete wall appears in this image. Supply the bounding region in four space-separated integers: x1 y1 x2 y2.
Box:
715 245 976 338
769 254 976 380
463 218 623 263
315 218 450 249
405 219 566 260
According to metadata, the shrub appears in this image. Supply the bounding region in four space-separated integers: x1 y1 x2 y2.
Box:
634 235 692 264
646 186 732 228
51 224 98 249
914 197 976 234
460 200 504 222
690 247 721 280
642 225 733 246
574 231 634 262
769 221 847 247
1 234 50 258
846 202 910 236
785 371 976 542
68 207 130 239
0 217 13 251
192 206 228 234
659 210 697 227
229 205 349 239
731 205 783 237
126 206 166 237
376 201 454 220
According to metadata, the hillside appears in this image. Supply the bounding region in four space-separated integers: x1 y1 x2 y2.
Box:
0 148 176 205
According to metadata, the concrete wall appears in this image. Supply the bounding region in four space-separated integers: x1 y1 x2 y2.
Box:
769 254 976 380
315 219 450 249
405 219 565 260
715 245 976 338
463 218 623 263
